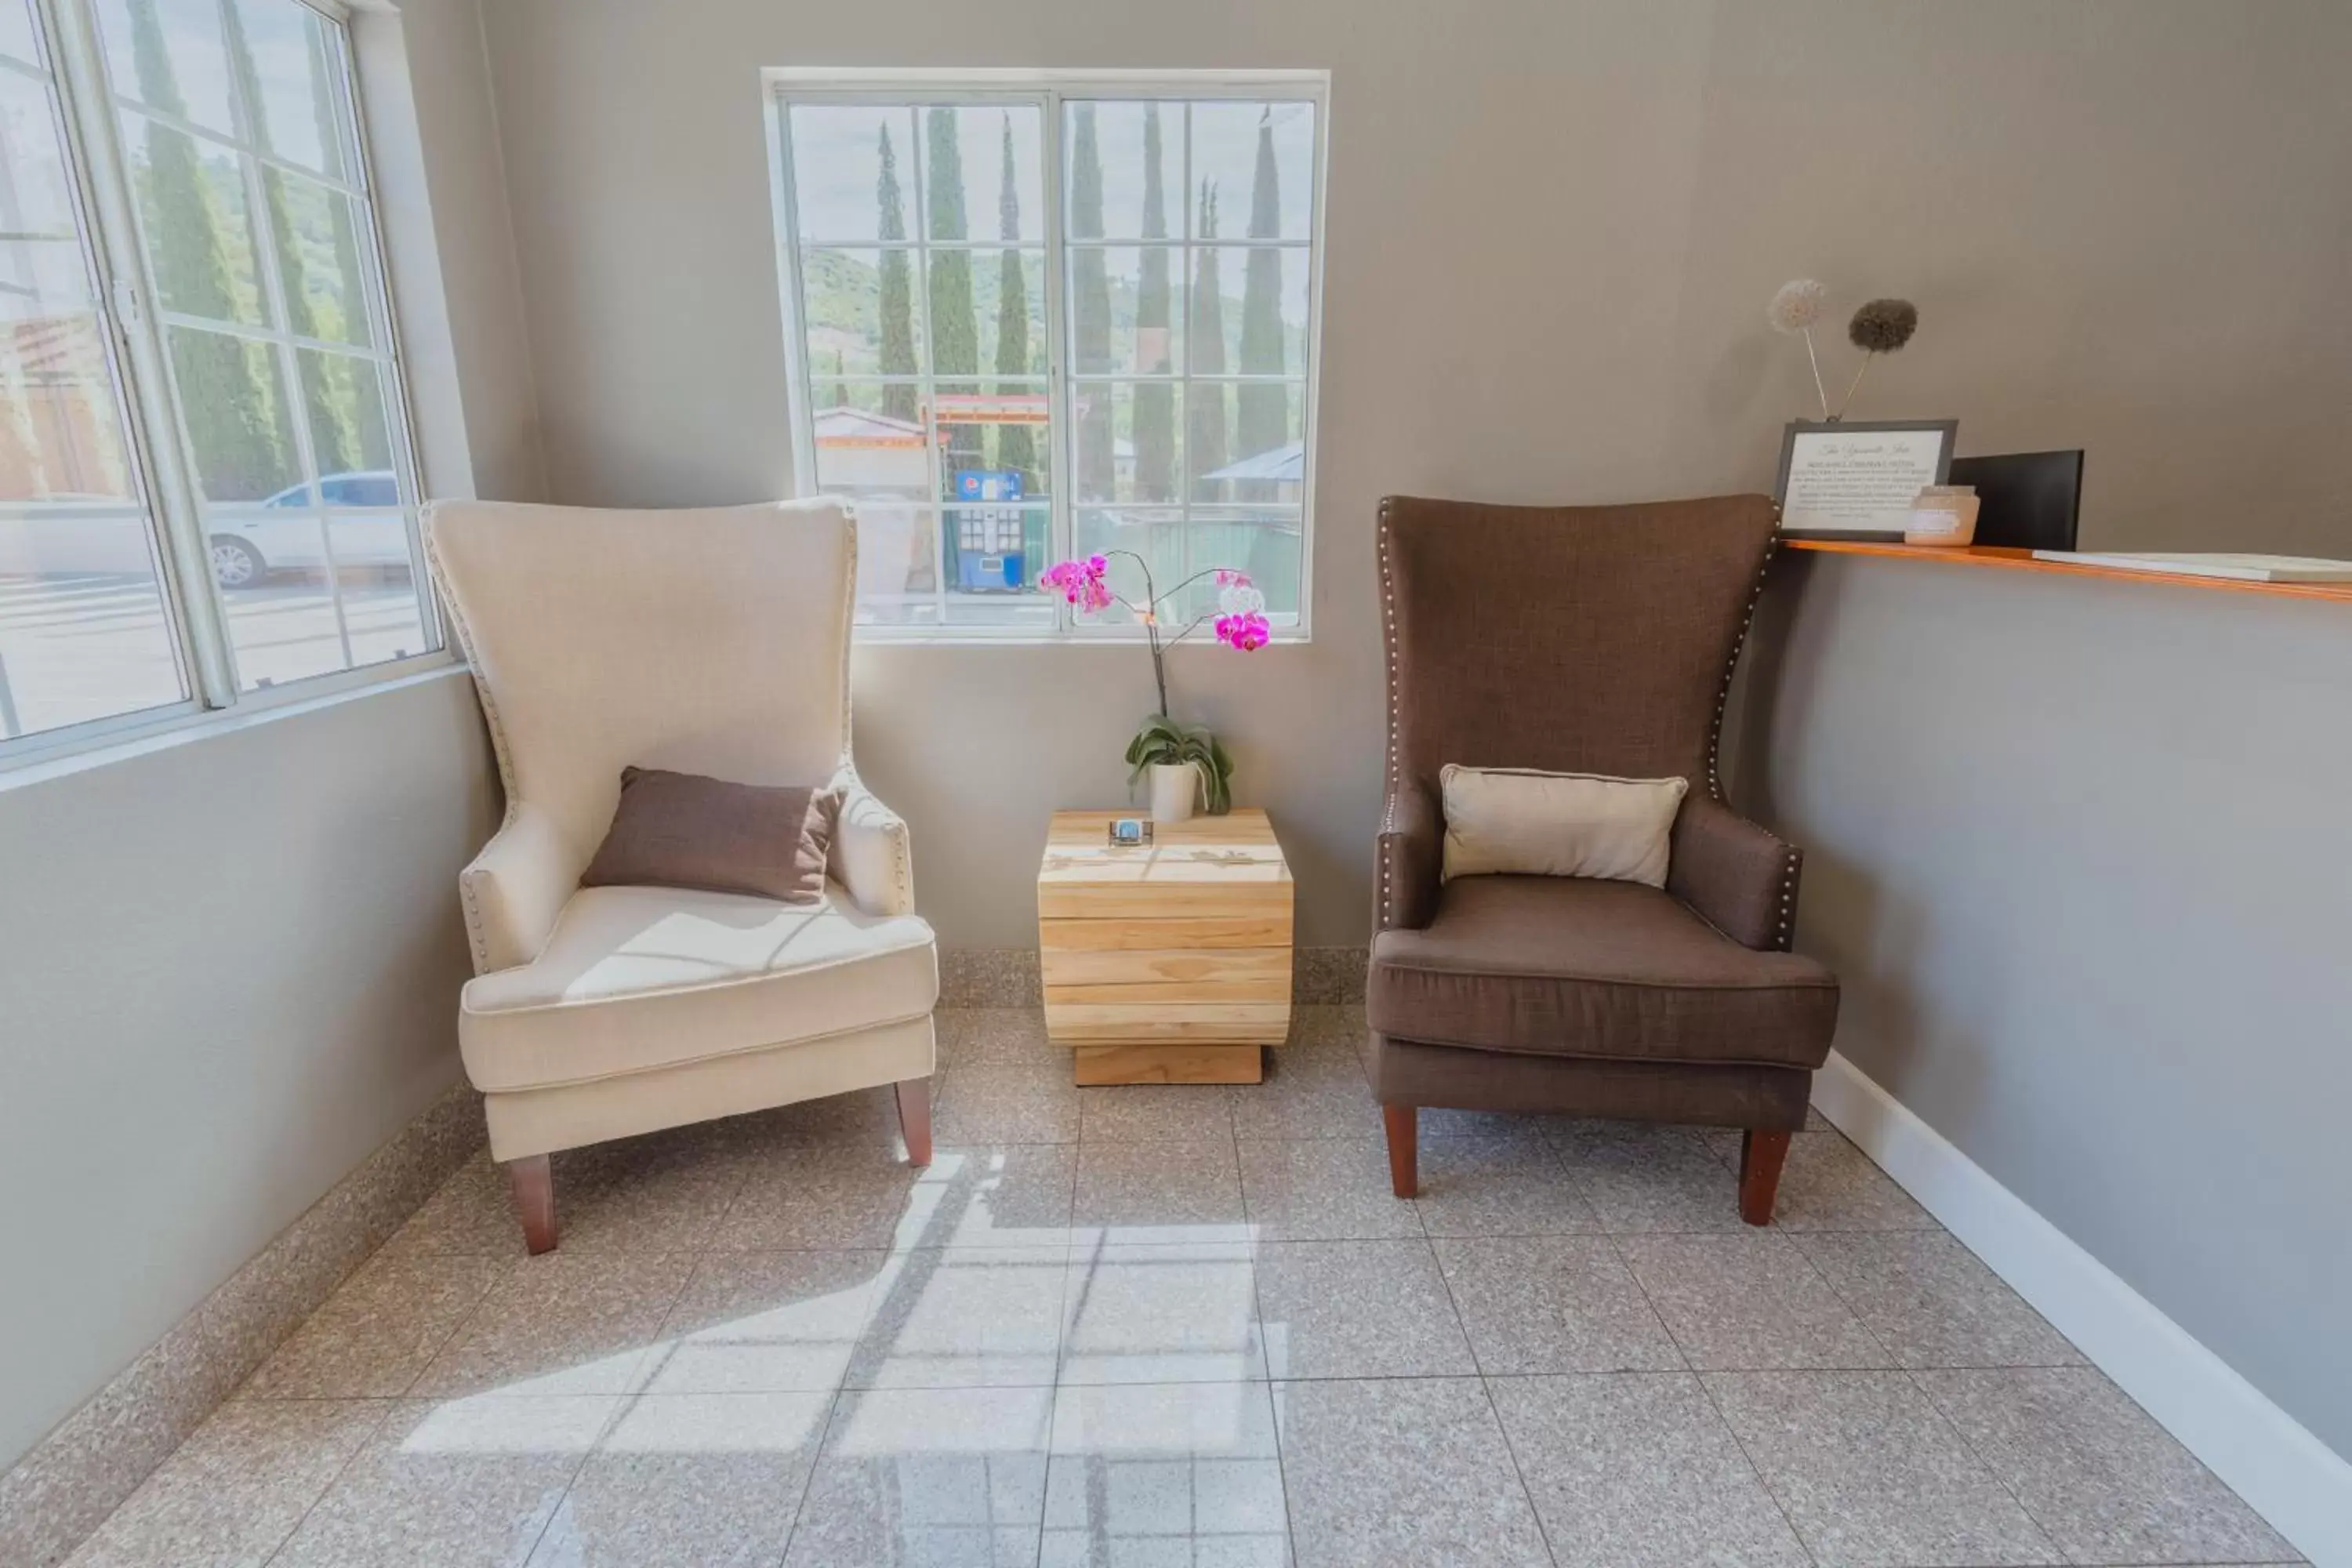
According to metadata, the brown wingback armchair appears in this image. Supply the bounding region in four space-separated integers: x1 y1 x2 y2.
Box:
1367 494 1839 1225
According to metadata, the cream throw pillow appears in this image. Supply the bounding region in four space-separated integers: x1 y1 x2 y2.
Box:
1439 765 1690 887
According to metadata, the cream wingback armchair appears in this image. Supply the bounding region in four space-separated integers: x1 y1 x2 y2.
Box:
423 499 938 1253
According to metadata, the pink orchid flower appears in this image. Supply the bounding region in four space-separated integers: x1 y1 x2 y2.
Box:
1214 610 1271 651
1040 554 1115 613
1042 554 1268 649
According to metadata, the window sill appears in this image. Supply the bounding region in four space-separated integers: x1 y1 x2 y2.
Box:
0 655 465 794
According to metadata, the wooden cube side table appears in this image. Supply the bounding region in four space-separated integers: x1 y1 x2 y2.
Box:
1037 808 1293 1085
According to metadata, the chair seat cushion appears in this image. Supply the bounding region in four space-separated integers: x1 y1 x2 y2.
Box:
1367 875 1837 1069
459 882 937 1092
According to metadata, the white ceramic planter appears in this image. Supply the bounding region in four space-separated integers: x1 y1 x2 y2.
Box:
1149 761 1200 823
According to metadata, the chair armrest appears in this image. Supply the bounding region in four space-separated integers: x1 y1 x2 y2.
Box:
830 768 915 916
459 802 581 975
1668 795 1803 951
1376 777 1442 932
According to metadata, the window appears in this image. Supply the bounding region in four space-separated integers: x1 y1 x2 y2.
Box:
767 73 1325 637
0 0 430 762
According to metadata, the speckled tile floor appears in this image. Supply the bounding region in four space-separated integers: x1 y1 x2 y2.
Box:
64 1007 2302 1568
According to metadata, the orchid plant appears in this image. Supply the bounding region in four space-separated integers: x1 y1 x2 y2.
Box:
1038 550 1271 815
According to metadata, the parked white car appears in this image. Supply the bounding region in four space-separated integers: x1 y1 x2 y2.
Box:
0 473 410 588
208 471 409 590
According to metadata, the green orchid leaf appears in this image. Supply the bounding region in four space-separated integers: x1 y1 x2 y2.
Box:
1119 713 1238 814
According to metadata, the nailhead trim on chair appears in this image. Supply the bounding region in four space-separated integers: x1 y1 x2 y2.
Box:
1715 532 1806 952
1376 498 1400 931
1778 845 1801 950
834 503 860 777
1708 536 1777 802
423 518 510 977
829 510 916 916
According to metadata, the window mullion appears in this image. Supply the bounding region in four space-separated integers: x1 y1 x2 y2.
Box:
1298 82 1327 639
1040 88 1071 633
905 107 946 630
771 103 819 500
221 0 356 672
87 91 368 201
331 16 440 647
38 0 238 707
1178 100 1192 619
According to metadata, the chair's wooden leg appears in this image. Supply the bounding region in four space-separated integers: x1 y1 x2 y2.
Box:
509 1154 557 1255
1739 1129 1791 1227
1382 1103 1418 1198
896 1077 934 1167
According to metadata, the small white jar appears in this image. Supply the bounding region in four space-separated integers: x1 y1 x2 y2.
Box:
1906 485 1981 547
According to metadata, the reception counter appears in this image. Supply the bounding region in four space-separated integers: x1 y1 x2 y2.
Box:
1731 540 2351 1537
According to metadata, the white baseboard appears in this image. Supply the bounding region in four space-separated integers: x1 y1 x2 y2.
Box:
1812 1050 2350 1566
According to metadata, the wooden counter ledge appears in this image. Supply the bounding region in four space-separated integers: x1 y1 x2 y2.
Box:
1779 539 2352 606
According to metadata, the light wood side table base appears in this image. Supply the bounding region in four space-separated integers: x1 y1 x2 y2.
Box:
1073 1044 1267 1086
1038 810 1294 1088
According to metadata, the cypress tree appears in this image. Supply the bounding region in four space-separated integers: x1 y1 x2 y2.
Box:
830 349 850 411
225 0 358 477
991 113 1034 488
1235 107 1287 503
924 111 977 373
127 0 285 499
1069 106 1112 500
875 124 917 423
925 109 980 499
1131 104 1174 503
1186 181 1227 502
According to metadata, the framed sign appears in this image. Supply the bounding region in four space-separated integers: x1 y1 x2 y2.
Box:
1773 419 1958 539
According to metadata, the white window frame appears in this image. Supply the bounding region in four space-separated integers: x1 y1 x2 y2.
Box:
763 67 1329 644
0 0 443 775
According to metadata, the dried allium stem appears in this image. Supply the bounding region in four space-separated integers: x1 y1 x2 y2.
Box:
1802 328 1829 421
1836 354 1875 420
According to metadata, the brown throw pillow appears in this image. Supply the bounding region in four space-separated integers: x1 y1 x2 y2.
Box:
581 767 840 904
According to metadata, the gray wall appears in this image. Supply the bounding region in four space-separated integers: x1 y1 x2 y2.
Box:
363 0 548 503
477 0 2352 948
0 0 529 1474
1738 553 2352 1458
0 671 497 1468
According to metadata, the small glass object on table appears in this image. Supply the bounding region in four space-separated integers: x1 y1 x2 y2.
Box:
1906 484 1981 547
